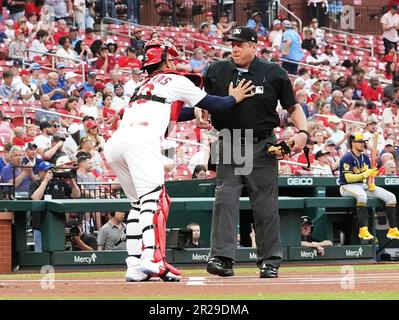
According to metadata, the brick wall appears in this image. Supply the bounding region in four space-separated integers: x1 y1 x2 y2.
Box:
280 0 383 35
0 213 13 274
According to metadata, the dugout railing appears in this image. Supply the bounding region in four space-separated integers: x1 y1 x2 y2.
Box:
2 196 379 269
3 174 399 269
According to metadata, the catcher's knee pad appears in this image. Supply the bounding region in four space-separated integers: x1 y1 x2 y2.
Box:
140 186 170 262
126 201 142 257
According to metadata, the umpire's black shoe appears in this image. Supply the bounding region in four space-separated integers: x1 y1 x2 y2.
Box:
259 263 278 278
207 257 234 277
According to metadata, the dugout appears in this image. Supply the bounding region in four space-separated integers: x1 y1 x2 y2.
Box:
1 176 398 272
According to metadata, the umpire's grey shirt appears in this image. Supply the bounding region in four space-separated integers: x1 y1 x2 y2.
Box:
97 221 127 250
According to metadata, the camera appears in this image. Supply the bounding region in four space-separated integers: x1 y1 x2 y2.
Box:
52 168 77 180
65 221 81 251
68 225 80 237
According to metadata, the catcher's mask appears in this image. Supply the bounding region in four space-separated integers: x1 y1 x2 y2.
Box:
142 39 180 69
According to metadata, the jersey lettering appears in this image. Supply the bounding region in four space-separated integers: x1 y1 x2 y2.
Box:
155 75 172 85
136 83 155 104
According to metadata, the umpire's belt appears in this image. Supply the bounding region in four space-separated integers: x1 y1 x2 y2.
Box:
220 130 273 145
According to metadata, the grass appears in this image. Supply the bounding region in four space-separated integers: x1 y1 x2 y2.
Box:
1 263 399 300
0 263 398 280
2 292 399 300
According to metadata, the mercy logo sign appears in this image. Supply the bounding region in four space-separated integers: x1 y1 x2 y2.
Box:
192 252 210 262
300 249 318 259
345 247 363 258
74 253 97 264
249 252 257 260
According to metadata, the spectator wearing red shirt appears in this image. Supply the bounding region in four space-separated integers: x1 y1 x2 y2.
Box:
83 28 96 47
194 23 212 52
363 76 385 101
117 47 142 70
342 100 366 128
95 45 116 73
60 97 80 127
102 94 119 130
25 0 43 18
12 127 28 147
384 45 397 63
316 101 333 127
53 19 69 44
353 69 368 99
306 79 322 104
14 16 29 37
342 87 354 110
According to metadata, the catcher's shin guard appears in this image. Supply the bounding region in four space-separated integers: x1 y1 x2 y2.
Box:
139 186 181 280
125 201 142 257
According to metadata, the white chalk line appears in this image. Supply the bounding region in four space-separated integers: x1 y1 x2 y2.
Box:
1 273 399 287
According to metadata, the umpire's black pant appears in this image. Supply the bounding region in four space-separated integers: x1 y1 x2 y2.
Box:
209 138 283 269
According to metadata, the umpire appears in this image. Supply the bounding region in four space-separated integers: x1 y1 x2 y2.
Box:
204 26 308 278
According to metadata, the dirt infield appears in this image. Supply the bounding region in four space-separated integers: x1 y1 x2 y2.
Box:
1 264 399 299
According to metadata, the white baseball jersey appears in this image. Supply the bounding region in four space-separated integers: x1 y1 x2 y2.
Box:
120 73 206 137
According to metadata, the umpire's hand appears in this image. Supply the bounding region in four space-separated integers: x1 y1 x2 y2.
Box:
290 132 307 153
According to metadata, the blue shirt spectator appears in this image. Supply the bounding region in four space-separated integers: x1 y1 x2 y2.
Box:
41 72 67 101
1 146 34 195
0 70 16 100
281 28 304 62
328 0 343 14
82 70 97 95
0 31 7 43
189 48 208 75
82 82 95 95
246 12 267 37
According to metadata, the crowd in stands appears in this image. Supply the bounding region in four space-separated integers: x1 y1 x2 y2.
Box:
0 1 399 238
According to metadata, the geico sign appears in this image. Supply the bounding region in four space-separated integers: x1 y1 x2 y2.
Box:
287 178 314 186
385 178 399 185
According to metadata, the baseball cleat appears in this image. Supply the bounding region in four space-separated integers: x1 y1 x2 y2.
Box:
387 227 399 240
207 257 234 277
125 256 153 282
259 263 278 278
140 260 181 282
126 270 153 282
358 227 374 240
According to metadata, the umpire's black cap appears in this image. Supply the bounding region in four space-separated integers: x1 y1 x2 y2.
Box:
227 27 258 43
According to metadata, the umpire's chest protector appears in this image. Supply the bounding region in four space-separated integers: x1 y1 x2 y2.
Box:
205 58 284 132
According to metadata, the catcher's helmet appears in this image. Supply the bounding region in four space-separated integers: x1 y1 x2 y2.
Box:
348 132 367 149
143 39 180 69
